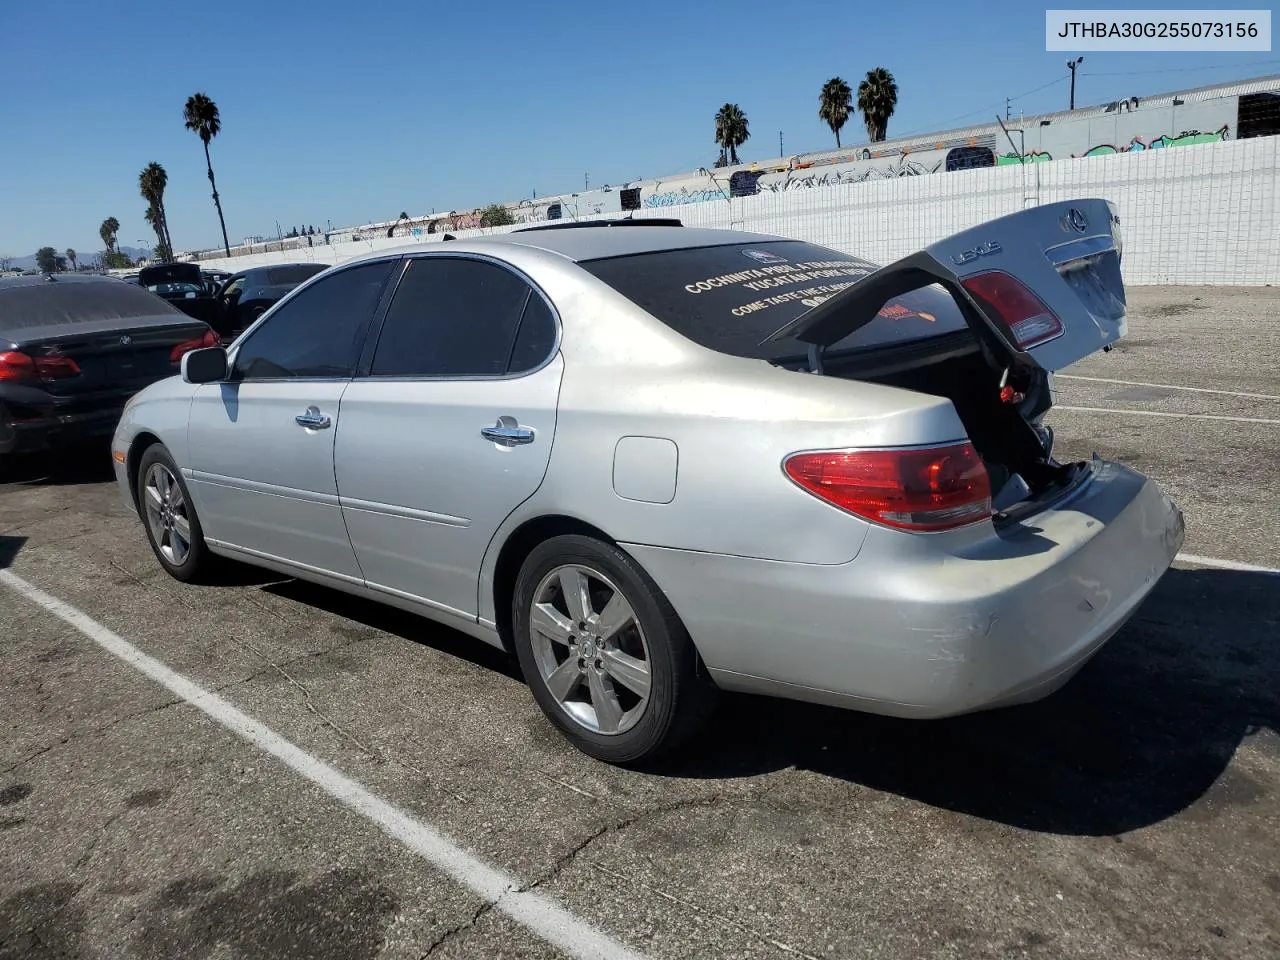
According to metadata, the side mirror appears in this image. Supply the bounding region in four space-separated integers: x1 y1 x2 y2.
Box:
182 346 229 384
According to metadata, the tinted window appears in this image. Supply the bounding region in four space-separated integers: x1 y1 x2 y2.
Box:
507 295 557 373
579 240 967 362
266 264 327 285
232 260 395 380
369 257 540 378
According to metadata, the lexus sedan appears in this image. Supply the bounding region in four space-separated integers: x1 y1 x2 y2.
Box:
111 202 1185 763
1 274 218 457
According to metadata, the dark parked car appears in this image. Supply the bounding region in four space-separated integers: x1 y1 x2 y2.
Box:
138 262 223 331
212 263 329 337
200 268 232 294
0 274 218 455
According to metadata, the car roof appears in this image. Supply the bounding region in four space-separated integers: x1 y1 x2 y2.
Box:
0 274 119 290
244 261 328 277
350 225 790 266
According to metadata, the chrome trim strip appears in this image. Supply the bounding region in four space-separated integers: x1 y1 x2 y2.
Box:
186 470 342 507
338 497 471 527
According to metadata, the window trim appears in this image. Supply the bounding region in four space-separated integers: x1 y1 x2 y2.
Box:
225 255 402 384
355 251 563 384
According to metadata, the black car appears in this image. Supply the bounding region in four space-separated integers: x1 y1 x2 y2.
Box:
201 268 232 287
213 262 328 337
0 274 218 455
137 262 223 331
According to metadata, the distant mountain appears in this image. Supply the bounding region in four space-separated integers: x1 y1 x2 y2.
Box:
4 246 149 271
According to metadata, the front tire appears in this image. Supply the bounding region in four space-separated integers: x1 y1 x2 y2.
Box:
136 444 218 583
512 534 715 764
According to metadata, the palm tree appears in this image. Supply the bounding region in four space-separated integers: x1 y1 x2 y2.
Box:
714 103 750 166
183 92 231 257
65 249 78 272
139 162 174 261
99 217 120 255
857 67 899 142
818 77 853 148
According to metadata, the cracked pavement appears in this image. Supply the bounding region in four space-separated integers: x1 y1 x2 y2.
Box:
1 286 1278 959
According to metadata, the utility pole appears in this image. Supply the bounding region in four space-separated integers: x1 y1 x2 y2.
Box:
1067 57 1084 110
779 130 784 156
1006 98 1011 122
585 172 589 190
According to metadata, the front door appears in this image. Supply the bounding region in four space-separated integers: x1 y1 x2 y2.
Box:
335 254 562 620
186 257 400 582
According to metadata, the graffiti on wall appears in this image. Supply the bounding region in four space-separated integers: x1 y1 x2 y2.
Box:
997 150 1053 165
756 157 942 192
1080 124 1229 157
644 188 727 207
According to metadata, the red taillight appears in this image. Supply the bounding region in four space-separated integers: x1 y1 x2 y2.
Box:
171 328 221 363
961 271 1063 349
784 443 992 532
0 350 80 381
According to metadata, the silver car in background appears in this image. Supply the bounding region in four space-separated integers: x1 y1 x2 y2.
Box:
112 200 1185 763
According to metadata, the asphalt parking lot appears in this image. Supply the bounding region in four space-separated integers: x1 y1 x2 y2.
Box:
2 285 1277 960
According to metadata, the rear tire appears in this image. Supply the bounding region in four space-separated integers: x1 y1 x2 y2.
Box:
512 534 715 764
136 443 218 584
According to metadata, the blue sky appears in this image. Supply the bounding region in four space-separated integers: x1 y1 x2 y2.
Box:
0 0 1275 257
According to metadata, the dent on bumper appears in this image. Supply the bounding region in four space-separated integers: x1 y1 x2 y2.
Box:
628 460 1185 719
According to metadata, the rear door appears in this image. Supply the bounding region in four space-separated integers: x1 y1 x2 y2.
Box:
335 254 562 621
185 258 399 580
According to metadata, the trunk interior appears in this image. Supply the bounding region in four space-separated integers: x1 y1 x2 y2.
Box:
822 333 1085 515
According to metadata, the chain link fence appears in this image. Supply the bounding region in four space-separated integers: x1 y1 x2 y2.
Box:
196 135 1278 286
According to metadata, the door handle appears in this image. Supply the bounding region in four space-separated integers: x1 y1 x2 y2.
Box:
295 406 331 429
481 416 534 446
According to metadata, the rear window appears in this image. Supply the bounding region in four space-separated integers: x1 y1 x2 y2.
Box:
579 240 967 361
0 279 183 333
266 265 326 285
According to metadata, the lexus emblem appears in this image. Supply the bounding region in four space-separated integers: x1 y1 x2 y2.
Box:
1061 208 1088 233
119 335 132 346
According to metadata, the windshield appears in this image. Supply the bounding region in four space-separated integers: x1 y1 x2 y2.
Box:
0 279 183 332
147 281 205 297
580 240 968 362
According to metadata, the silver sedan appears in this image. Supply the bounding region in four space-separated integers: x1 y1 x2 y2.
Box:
112 201 1185 763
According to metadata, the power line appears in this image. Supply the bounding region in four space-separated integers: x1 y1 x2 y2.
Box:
897 76 1068 138
1083 58 1280 78
1010 74 1071 101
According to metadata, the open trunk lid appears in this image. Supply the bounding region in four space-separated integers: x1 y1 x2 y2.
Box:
137 262 204 287
764 199 1126 375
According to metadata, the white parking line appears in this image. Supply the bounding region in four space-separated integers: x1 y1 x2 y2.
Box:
1055 374 1280 402
1055 406 1280 425
0 568 647 960
1177 553 1280 576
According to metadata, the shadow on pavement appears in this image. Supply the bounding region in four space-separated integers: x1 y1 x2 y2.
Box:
262 579 523 682
0 445 116 487
266 562 1275 836
0 535 26 570
673 566 1279 836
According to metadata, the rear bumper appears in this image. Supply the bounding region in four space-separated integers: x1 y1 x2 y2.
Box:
626 458 1185 718
0 392 126 456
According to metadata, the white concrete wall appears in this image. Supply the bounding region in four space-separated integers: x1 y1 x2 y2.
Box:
196 136 1278 286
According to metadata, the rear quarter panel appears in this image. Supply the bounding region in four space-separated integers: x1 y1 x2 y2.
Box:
475 251 971 624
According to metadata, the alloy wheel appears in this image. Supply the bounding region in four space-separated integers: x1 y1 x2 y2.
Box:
528 563 653 735
143 463 192 567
